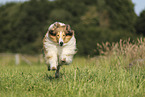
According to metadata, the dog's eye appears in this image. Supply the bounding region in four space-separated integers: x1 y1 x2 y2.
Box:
63 35 65 36
57 35 59 36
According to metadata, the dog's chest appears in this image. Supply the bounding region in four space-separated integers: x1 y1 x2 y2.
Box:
57 46 63 56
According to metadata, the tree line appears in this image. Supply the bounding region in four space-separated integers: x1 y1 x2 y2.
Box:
0 0 145 56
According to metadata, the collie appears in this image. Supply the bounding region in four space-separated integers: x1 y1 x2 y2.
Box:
43 22 77 77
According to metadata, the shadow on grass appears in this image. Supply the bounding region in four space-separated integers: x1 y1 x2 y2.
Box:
44 72 63 81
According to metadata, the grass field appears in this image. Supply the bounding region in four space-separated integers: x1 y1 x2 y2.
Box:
0 56 144 97
0 38 145 97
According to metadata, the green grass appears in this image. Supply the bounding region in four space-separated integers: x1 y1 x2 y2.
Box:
0 57 144 97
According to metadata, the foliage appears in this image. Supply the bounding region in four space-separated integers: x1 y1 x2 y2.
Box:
0 0 53 53
135 10 145 35
105 0 137 32
0 0 141 56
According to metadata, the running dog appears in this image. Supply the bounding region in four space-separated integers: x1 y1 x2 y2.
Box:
43 22 77 77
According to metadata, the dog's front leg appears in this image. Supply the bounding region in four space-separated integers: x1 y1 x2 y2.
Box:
60 54 73 65
55 65 60 78
45 54 58 70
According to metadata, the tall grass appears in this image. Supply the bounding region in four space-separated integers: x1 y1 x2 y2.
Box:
97 37 145 67
0 38 145 97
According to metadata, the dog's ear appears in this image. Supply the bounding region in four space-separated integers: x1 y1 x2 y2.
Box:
65 24 74 36
66 24 71 31
49 30 56 36
54 22 61 29
66 30 74 36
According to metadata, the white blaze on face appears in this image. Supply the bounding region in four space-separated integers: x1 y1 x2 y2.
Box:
59 31 64 46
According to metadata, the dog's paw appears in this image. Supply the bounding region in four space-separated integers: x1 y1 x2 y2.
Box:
48 65 57 71
51 66 57 71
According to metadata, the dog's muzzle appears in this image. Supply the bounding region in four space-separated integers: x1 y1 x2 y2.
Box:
59 42 63 46
59 37 64 46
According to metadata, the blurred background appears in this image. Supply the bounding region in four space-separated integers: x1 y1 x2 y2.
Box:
0 0 145 64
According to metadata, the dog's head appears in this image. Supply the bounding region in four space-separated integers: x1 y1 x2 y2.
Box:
48 22 74 46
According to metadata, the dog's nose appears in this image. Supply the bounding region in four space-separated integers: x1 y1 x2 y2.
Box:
60 42 63 46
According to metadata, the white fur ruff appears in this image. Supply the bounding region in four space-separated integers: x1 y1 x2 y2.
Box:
43 23 77 70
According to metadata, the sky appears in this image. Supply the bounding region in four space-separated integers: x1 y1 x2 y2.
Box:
132 0 145 15
0 0 145 16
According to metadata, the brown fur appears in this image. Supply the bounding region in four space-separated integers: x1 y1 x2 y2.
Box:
48 25 74 44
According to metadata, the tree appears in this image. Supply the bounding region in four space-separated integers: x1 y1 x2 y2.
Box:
0 0 54 54
135 10 145 35
0 0 138 56
105 0 137 32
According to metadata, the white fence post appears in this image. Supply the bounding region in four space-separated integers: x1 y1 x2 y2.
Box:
15 54 20 65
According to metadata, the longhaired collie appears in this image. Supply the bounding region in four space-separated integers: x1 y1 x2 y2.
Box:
43 22 77 78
